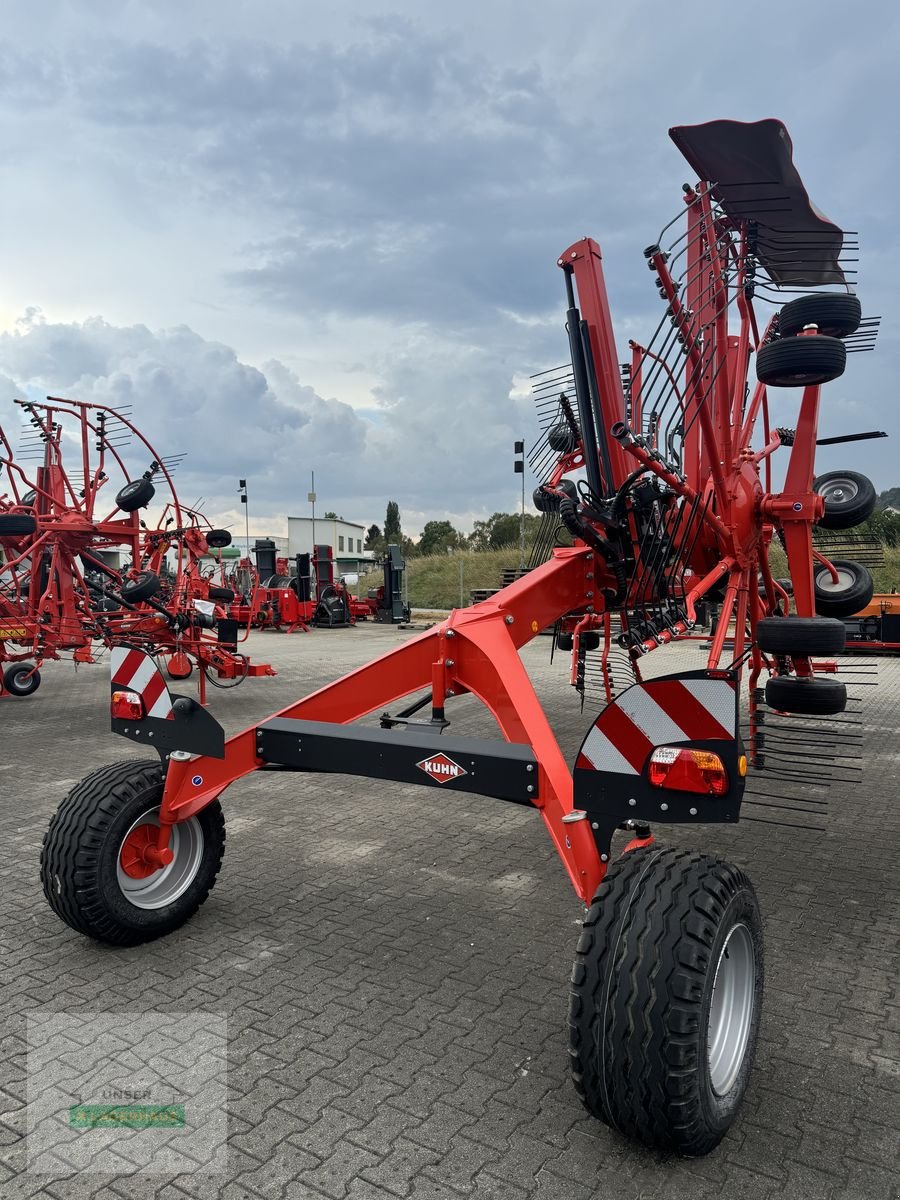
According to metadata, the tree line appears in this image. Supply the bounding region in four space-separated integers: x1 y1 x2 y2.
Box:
364 501 548 558
361 491 900 561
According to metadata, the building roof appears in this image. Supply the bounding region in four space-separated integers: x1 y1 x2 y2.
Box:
288 515 366 531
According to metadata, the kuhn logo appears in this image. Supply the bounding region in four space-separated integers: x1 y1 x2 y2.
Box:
416 753 468 784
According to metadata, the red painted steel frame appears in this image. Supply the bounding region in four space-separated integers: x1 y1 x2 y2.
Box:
159 548 611 903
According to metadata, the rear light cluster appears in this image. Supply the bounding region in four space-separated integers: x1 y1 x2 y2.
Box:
649 746 729 796
111 690 144 720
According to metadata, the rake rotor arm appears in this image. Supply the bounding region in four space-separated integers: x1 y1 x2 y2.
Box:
558 239 632 493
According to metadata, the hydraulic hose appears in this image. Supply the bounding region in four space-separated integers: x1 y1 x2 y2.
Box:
558 497 628 603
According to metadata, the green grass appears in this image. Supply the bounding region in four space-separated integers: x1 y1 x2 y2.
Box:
770 545 900 593
353 545 900 613
353 549 528 610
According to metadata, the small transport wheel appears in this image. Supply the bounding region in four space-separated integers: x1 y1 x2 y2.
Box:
756 615 845 656
813 558 874 618
40 759 225 945
115 477 155 512
777 293 862 339
120 570 161 603
3 663 41 696
533 479 578 513
557 632 574 651
0 513 38 537
765 675 847 715
569 846 763 1155
580 631 601 651
548 422 579 453
813 471 877 530
207 585 235 602
755 336 846 387
205 529 232 549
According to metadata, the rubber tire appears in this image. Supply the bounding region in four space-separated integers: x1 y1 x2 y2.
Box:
207 586 235 602
120 570 161 603
115 477 155 512
0 514 37 537
813 471 877 530
533 479 578 513
765 675 847 715
778 294 862 339
756 616 846 655
40 759 225 945
549 422 579 453
813 558 874 618
755 337 846 387
205 529 232 549
581 631 601 651
3 664 41 696
568 846 763 1155
557 632 574 651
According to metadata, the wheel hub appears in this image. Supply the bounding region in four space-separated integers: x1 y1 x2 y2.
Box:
116 811 204 909
119 825 174 878
815 567 855 594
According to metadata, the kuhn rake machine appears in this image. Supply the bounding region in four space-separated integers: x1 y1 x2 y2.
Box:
0 396 273 698
42 121 879 1154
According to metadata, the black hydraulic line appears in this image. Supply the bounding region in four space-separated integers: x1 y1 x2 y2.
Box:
579 320 615 493
610 467 653 519
563 267 605 499
558 496 626 602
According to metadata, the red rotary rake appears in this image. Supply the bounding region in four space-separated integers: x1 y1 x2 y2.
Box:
41 120 880 1155
0 396 274 699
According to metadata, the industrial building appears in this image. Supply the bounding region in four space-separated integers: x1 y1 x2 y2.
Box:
287 516 374 574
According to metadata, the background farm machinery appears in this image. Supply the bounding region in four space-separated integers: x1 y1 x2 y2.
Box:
41 119 884 1155
0 396 274 699
224 539 409 631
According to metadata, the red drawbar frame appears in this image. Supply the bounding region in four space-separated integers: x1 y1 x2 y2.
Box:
160 548 611 903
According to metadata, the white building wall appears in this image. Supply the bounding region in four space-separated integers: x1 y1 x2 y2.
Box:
287 517 374 567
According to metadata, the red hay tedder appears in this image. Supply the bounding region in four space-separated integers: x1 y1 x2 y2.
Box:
0 396 274 701
41 121 882 1154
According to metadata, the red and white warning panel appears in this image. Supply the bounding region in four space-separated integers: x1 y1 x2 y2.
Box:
109 646 226 758
110 647 173 720
574 671 745 832
576 675 735 775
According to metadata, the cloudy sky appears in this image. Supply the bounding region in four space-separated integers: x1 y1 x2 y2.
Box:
1 1 897 539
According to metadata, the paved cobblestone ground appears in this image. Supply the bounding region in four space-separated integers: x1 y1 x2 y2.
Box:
1 626 898 1199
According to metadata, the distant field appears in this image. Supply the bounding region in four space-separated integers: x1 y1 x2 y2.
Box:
354 545 900 612
353 548 526 610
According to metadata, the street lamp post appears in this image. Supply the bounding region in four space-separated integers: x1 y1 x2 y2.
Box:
514 440 525 568
238 479 249 560
308 471 317 559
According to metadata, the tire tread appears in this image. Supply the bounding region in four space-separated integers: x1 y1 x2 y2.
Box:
40 759 225 945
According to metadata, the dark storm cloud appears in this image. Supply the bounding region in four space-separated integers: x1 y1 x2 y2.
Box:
0 22 645 327
0 314 363 509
